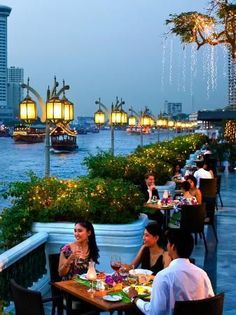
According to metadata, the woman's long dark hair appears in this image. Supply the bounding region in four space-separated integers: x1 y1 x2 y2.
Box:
75 220 100 264
145 222 164 247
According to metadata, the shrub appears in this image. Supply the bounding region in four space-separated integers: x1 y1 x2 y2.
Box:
0 174 144 249
84 134 208 185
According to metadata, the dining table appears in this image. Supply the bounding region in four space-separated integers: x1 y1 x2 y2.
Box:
53 278 135 314
144 202 175 229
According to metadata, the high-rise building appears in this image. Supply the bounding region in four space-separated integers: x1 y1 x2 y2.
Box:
7 66 24 119
0 5 11 122
164 100 182 116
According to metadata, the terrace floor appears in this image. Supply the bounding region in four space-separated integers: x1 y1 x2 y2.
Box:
44 170 236 314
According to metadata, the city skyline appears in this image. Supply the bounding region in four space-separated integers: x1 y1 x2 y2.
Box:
5 0 228 117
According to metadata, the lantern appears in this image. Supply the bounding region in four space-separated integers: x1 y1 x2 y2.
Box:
19 97 37 122
46 96 65 123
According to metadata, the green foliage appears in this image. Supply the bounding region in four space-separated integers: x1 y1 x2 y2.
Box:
166 12 215 44
0 176 144 249
85 134 207 185
166 1 236 59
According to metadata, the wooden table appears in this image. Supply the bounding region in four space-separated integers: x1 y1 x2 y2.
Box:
53 280 134 314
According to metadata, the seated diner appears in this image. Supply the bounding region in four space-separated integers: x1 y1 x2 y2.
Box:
128 229 214 315
122 222 171 275
58 220 99 280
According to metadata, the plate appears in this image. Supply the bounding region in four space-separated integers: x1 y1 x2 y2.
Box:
79 273 88 280
79 272 108 280
129 269 153 276
103 295 122 302
123 285 151 296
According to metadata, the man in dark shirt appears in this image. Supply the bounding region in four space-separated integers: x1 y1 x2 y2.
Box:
140 173 163 227
140 173 160 202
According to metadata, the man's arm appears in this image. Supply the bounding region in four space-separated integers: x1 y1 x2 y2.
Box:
135 274 169 315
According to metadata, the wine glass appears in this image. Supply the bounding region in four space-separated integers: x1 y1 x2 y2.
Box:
110 255 121 276
74 245 83 267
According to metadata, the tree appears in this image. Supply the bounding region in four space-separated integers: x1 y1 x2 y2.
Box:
166 0 236 59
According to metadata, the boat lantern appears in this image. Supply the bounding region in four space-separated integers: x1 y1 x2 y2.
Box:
46 96 65 123
19 96 37 122
94 109 105 125
128 115 137 126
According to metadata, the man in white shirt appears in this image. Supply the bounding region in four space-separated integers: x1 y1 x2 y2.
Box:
128 229 214 315
194 160 212 188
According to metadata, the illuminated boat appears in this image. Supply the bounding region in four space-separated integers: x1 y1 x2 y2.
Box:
50 123 78 153
126 126 151 135
13 125 45 143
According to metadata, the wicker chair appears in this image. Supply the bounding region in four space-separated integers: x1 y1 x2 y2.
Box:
10 279 52 315
180 204 208 252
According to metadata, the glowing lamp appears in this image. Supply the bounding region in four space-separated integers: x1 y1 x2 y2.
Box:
46 96 65 122
94 109 105 125
111 109 122 124
156 119 163 127
121 110 128 124
63 98 74 122
128 115 137 126
168 120 174 128
140 114 151 127
19 97 37 122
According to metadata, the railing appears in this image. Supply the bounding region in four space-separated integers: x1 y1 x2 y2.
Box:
0 232 48 305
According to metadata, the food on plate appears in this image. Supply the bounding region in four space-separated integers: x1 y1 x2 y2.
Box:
97 272 106 280
123 285 151 296
106 282 123 293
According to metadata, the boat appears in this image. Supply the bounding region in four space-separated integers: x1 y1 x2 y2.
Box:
76 127 87 134
0 124 11 137
126 126 151 135
50 123 78 153
13 125 45 143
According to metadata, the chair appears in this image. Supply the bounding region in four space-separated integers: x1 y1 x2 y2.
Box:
216 175 223 208
48 253 64 315
10 279 50 315
173 292 224 315
48 253 98 315
180 204 208 252
199 178 218 242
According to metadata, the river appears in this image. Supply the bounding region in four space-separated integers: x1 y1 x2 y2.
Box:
0 129 178 210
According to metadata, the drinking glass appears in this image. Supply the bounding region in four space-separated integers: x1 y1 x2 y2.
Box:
110 255 121 276
74 245 83 267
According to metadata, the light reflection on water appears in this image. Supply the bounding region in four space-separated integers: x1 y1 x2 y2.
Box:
0 129 178 210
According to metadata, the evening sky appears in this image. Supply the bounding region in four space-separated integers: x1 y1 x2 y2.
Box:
4 0 227 116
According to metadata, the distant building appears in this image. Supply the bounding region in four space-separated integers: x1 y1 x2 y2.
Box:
76 116 94 127
7 66 24 119
0 5 12 122
189 112 198 121
164 100 182 116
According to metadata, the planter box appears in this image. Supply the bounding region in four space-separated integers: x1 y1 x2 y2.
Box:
32 213 148 272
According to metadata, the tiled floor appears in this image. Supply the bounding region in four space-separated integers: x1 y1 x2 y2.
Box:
44 171 236 314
